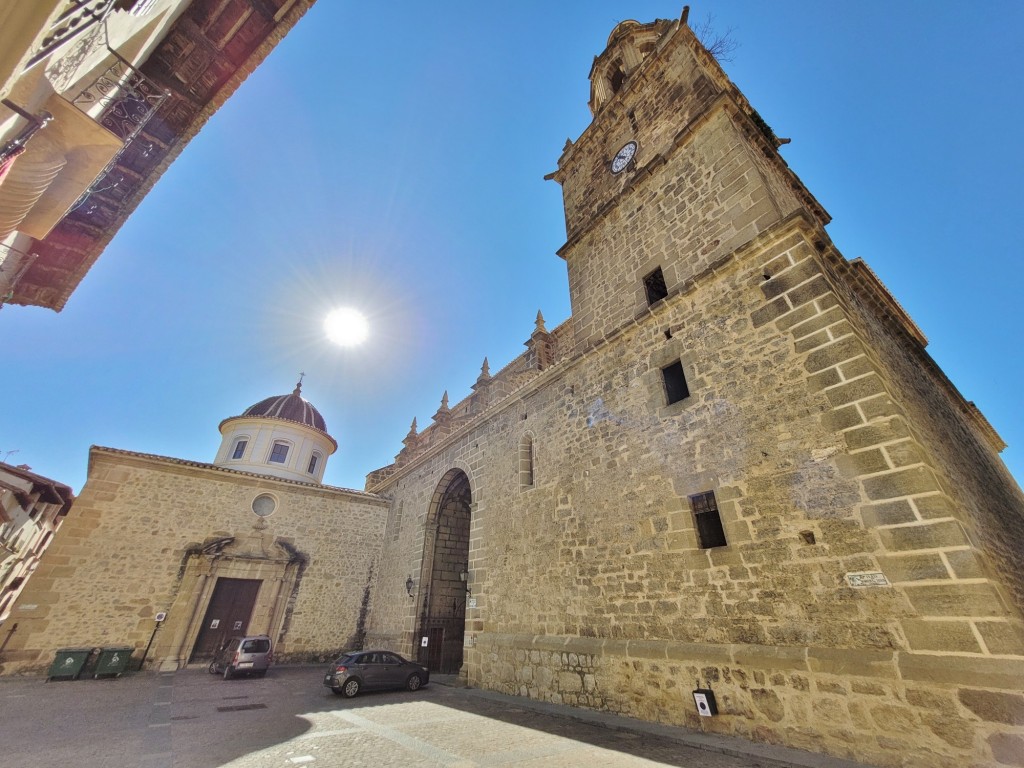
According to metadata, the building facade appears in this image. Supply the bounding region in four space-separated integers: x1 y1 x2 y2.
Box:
3 10 1023 768
0 0 315 311
0 463 73 624
1 385 387 671
359 14 1024 768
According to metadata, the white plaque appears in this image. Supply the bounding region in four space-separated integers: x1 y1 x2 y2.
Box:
468 597 477 609
420 636 428 647
693 692 714 717
845 571 890 588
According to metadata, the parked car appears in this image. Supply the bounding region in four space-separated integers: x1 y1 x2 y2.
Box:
209 635 272 679
323 650 429 697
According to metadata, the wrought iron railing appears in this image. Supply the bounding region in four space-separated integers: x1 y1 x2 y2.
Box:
72 50 169 142
20 3 171 217
68 49 170 213
26 0 117 70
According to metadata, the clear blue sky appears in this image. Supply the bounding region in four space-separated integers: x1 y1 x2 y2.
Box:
2 1 1022 495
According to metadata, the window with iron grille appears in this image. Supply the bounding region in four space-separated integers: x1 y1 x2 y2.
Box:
690 490 727 549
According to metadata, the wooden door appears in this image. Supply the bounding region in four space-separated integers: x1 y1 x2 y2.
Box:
189 578 261 662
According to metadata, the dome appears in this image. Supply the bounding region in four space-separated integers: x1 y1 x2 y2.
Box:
240 382 328 435
215 379 336 483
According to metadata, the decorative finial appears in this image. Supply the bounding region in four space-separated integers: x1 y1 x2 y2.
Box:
534 310 547 333
403 418 419 449
294 371 305 395
432 391 451 423
480 357 490 377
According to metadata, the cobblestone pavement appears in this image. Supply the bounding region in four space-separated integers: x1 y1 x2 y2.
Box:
1 666 872 768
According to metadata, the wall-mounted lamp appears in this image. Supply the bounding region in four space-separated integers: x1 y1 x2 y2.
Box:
460 568 471 596
405 575 414 597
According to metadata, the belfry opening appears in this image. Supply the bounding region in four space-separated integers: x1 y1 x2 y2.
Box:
416 469 472 674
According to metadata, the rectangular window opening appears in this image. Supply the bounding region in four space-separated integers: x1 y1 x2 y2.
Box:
662 360 690 405
232 440 247 459
691 491 727 549
643 266 668 305
269 442 289 464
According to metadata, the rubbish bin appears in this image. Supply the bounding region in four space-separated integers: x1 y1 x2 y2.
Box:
94 646 133 678
47 648 92 680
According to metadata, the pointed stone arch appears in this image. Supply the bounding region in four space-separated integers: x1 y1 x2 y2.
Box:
416 468 473 674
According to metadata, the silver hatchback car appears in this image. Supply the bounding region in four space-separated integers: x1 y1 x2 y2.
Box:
209 635 272 679
323 650 429 697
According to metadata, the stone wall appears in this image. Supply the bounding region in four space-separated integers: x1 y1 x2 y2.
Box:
2 447 387 673
474 633 1024 768
829 254 1024 622
365 214 1024 766
746 219 1024 765
364 15 1024 767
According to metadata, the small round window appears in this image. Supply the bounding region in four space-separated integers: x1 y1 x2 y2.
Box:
251 493 277 517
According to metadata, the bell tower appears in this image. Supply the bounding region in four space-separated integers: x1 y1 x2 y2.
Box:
549 11 826 353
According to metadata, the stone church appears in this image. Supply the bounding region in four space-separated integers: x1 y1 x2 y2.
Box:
5 11 1024 768
4 383 387 669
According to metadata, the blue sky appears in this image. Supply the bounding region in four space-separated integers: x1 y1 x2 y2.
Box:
3 1 1022 494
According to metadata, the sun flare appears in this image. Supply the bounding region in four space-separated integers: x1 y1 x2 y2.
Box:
324 307 369 347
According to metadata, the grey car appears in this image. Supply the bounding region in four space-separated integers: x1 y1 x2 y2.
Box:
209 635 272 679
323 650 429 697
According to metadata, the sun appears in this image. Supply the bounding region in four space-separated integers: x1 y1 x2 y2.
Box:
324 307 369 347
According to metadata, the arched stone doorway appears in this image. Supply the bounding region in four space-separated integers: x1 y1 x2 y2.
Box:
154 531 306 669
416 469 471 674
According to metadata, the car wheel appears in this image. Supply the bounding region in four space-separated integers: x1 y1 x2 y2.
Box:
223 665 233 680
341 678 360 698
406 673 423 692
208 661 218 675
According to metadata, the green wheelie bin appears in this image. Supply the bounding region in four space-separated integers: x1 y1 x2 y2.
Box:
94 646 133 677
47 648 92 680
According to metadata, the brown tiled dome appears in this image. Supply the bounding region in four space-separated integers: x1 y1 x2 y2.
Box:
240 382 328 434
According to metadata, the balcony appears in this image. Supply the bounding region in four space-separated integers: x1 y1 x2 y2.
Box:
0 45 168 242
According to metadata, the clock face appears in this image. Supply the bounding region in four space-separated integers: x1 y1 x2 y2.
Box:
610 140 637 174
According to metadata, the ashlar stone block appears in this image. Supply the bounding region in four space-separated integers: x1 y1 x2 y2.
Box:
901 619 981 653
